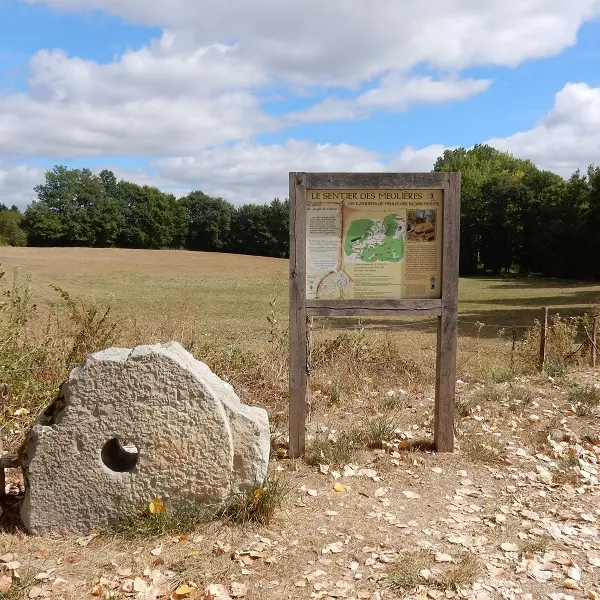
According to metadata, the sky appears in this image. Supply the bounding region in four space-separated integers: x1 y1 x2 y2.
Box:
1 0 600 209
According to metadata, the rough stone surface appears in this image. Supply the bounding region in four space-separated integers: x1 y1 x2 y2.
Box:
20 341 270 534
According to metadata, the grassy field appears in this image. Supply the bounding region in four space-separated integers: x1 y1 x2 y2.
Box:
1 247 600 599
0 245 597 441
0 247 598 332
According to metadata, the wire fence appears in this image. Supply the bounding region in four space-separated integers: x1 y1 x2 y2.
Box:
0 309 597 374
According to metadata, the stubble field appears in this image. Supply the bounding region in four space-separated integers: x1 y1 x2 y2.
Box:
0 247 599 600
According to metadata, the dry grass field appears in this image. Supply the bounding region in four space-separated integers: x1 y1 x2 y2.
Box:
1 247 599 600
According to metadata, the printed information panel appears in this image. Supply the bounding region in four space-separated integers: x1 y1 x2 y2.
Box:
306 188 443 300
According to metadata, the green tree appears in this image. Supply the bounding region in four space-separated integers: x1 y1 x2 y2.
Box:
119 182 187 249
0 208 27 246
229 204 277 256
264 198 289 258
22 165 120 246
584 166 600 279
181 191 234 251
434 145 538 275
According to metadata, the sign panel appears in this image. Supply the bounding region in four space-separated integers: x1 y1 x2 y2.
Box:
305 188 443 301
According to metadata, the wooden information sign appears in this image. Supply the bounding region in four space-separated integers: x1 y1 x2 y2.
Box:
289 172 461 457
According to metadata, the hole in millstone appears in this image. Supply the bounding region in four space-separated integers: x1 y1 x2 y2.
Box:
101 438 139 472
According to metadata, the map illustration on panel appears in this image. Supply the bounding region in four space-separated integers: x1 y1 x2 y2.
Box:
344 214 406 263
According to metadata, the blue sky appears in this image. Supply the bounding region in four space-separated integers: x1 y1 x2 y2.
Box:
1 0 600 206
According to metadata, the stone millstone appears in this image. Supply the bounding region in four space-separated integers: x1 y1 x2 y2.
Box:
19 341 270 534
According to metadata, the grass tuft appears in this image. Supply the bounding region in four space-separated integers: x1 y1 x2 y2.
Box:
521 535 551 555
359 411 402 449
387 551 431 591
305 430 361 468
434 556 480 591
220 473 293 526
462 431 507 464
569 386 600 417
108 499 213 538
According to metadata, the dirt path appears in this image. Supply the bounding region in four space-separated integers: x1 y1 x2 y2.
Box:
1 372 599 600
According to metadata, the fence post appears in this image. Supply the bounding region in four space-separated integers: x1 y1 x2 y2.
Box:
0 435 5 499
510 326 517 372
539 307 548 372
593 314 598 370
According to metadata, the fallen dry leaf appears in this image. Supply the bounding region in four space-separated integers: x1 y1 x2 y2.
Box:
435 552 453 563
133 577 148 592
0 574 11 594
230 582 248 597
501 542 519 552
149 497 165 514
175 583 197 596
402 490 420 499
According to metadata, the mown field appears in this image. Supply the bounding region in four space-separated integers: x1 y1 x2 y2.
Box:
1 247 600 600
0 245 597 448
0 247 598 332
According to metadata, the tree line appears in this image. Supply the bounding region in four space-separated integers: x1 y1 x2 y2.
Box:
2 145 599 279
10 167 288 258
434 145 600 280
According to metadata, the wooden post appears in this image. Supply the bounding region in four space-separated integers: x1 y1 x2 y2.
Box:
289 172 308 458
434 172 460 453
510 326 517 372
539 307 548 372
0 435 5 499
593 314 598 370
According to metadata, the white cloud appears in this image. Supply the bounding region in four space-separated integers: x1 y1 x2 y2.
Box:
152 140 455 204
0 89 278 158
152 140 387 204
1 1 598 159
26 0 600 82
0 165 46 209
290 76 492 123
486 83 600 175
388 145 451 172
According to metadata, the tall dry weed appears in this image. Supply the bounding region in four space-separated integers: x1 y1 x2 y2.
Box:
517 313 596 374
0 265 120 450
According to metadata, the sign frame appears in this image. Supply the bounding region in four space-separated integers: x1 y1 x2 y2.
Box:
289 172 461 458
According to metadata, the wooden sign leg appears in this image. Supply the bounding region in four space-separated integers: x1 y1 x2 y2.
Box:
434 307 458 452
289 304 308 458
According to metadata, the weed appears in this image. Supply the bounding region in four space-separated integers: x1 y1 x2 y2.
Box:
455 394 477 419
521 535 551 555
546 362 568 378
508 384 535 407
569 386 600 417
490 367 516 383
220 473 293 526
462 431 507 464
434 556 480 591
0 569 37 600
474 383 505 404
305 430 360 468
0 266 120 451
109 499 213 538
330 378 342 407
379 391 408 411
359 411 402 449
387 551 431 591
552 455 581 485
